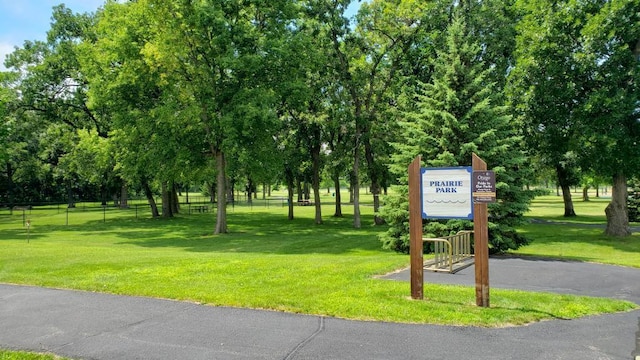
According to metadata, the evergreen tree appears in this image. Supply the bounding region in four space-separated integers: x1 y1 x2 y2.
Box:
380 13 533 254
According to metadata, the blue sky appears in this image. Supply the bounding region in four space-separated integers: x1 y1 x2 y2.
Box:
1 1 363 71
0 1 104 70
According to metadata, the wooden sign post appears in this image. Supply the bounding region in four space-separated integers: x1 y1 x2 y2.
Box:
409 156 424 300
472 153 490 307
408 154 491 306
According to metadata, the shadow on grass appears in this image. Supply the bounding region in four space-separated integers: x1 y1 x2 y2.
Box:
527 214 610 225
0 228 45 242
518 222 640 257
14 210 387 255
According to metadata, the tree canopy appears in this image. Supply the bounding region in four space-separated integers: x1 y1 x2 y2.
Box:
1 0 638 245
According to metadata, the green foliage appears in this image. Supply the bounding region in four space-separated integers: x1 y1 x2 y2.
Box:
509 0 640 230
377 185 410 252
577 0 640 179
380 12 533 254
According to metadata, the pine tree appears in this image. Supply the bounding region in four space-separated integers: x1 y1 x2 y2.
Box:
379 13 533 253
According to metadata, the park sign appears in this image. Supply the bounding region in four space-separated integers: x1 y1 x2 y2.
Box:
421 167 473 220
409 154 490 307
472 170 496 203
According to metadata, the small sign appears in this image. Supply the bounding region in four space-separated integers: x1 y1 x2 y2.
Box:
472 171 496 203
421 167 473 220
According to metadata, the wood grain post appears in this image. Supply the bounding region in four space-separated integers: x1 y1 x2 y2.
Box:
409 156 424 300
472 153 490 307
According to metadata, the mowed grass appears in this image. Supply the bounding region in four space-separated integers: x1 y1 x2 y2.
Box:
0 196 637 327
512 194 640 268
0 350 69 360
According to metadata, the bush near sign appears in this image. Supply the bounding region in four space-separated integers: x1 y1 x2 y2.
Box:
472 170 496 203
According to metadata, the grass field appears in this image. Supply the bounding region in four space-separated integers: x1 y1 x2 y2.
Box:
512 195 640 268
0 350 68 360
0 192 637 329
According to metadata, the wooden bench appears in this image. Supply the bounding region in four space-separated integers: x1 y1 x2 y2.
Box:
193 205 209 213
423 231 474 273
297 200 313 206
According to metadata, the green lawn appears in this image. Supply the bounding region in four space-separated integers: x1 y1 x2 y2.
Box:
0 195 637 327
512 194 640 268
0 350 69 360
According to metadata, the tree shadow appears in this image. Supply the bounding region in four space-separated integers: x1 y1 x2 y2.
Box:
517 222 640 261
0 228 45 242
27 211 386 255
527 214 609 225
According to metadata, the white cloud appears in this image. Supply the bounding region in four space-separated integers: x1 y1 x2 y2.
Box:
0 41 16 71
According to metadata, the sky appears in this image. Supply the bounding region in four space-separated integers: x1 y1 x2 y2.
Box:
0 0 105 70
0 0 363 71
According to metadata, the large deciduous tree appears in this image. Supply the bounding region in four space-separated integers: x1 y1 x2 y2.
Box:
509 0 589 217
578 0 640 236
511 0 640 235
310 0 426 227
138 0 295 233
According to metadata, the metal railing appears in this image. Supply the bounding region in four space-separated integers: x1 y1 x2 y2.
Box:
423 231 474 273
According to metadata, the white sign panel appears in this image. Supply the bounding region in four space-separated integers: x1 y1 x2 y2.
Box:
421 167 473 220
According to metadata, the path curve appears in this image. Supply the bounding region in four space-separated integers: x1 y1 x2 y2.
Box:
1 257 639 360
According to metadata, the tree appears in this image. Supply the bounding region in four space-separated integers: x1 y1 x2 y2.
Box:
578 0 640 236
135 0 298 232
511 0 640 234
509 0 592 217
79 1 191 217
309 0 426 227
380 12 532 253
3 5 123 207
5 5 106 137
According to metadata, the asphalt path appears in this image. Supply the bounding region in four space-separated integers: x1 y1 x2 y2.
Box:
1 257 639 360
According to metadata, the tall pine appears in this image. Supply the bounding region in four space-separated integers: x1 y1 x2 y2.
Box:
380 13 533 253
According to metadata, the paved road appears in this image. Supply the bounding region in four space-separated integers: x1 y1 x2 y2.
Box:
1 257 639 360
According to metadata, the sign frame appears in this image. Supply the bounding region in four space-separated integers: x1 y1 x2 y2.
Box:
420 166 473 220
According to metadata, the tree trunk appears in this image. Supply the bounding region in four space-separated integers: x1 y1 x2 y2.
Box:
582 186 589 202
287 180 295 220
142 177 159 218
161 181 172 218
247 177 253 205
556 166 576 217
333 172 343 217
304 182 310 200
285 166 295 220
353 150 361 229
560 184 576 217
171 182 179 214
604 173 631 236
215 151 227 234
349 181 354 203
296 180 302 202
364 138 384 225
311 141 323 225
120 183 128 208
227 177 234 205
